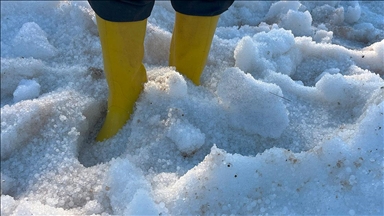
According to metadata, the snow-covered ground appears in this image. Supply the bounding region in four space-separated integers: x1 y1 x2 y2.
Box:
1 1 383 215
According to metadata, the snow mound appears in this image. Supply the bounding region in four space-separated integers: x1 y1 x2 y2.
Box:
156 99 383 215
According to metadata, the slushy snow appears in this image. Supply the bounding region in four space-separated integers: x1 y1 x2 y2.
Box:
1 1 383 215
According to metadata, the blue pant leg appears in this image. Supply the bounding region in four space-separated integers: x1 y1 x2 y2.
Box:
171 0 234 16
88 0 155 22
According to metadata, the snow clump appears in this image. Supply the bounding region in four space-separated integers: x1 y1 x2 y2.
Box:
217 67 289 138
12 22 57 59
166 108 206 155
13 79 41 103
234 28 300 76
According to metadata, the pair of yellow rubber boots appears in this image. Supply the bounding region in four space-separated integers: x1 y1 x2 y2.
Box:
95 13 219 141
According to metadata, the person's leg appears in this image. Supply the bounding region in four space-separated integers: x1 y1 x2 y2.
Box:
88 0 154 141
169 0 234 85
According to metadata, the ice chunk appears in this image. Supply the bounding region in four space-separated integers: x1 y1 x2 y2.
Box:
1 195 17 215
166 116 205 155
316 73 358 106
126 189 164 215
12 22 57 59
217 67 289 138
233 36 259 74
265 1 313 36
82 200 104 215
105 158 153 215
234 29 298 76
353 40 384 75
315 72 383 108
344 3 361 24
315 68 340 83
265 1 301 22
13 79 41 103
280 10 313 36
313 29 333 43
145 67 188 100
252 29 295 56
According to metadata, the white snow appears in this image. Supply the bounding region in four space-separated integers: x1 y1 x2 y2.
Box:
1 1 383 215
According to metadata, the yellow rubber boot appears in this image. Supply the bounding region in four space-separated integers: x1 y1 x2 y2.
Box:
169 12 220 85
95 15 147 141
